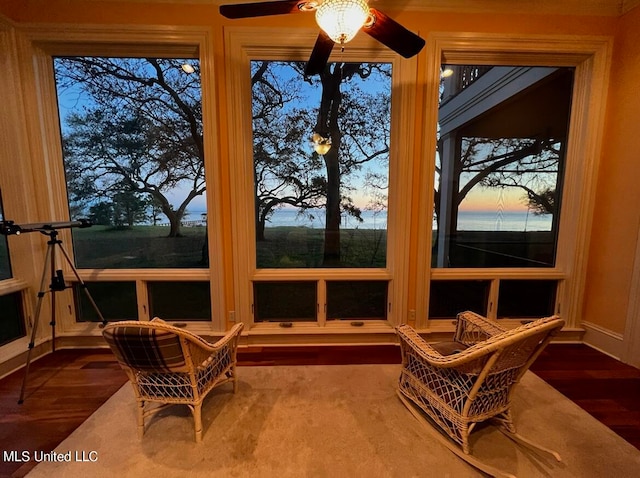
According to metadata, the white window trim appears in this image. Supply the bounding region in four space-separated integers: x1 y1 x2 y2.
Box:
1 21 53 360
414 32 613 330
10 23 227 335
224 27 417 336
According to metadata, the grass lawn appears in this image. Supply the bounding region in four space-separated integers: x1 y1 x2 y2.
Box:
72 225 208 268
257 226 387 268
5 226 553 271
70 225 387 269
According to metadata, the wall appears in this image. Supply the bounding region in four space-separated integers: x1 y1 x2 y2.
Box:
583 5 640 340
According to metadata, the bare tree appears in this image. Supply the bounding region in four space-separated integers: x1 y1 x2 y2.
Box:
56 57 204 237
435 136 560 232
301 62 391 266
251 61 328 241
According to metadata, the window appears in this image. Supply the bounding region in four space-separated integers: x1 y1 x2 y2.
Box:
74 281 137 322
251 61 391 270
53 56 208 269
428 64 574 321
326 280 388 321
434 65 573 269
497 279 557 319
418 34 610 328
0 292 25 346
148 281 211 321
250 60 393 322
429 63 575 319
227 28 416 332
2 27 226 336
429 280 490 320
253 281 317 323
0 192 24 345
0 191 11 280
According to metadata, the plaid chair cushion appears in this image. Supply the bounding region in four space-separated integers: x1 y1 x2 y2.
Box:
103 325 186 372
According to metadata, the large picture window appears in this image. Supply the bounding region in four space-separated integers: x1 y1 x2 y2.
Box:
246 60 394 325
427 64 574 321
53 56 208 269
251 61 391 269
226 25 417 332
434 65 573 269
417 32 610 329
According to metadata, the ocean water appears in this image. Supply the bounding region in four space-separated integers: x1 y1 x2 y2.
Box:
457 210 552 232
176 208 553 232
266 209 387 229
264 208 552 232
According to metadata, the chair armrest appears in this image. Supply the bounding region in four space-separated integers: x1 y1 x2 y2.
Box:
210 323 244 350
397 316 564 375
396 324 465 366
454 311 506 346
396 323 493 371
187 323 244 367
180 323 243 350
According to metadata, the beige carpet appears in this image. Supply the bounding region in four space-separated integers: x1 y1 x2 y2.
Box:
27 365 640 477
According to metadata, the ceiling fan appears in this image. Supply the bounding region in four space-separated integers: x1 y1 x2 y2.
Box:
219 0 426 76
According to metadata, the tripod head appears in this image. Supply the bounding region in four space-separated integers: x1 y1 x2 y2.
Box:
0 219 92 236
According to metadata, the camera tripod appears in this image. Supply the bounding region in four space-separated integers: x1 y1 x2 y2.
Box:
18 228 106 404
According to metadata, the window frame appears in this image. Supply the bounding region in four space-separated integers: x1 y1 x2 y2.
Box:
414 33 612 331
224 27 417 334
0 21 38 355
13 24 227 335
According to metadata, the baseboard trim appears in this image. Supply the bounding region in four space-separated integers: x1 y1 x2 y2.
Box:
581 321 625 361
0 342 52 381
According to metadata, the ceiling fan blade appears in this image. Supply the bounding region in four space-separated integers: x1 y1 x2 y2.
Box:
304 31 335 76
220 1 307 19
364 8 425 59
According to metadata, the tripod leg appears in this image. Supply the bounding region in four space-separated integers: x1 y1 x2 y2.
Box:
57 241 107 326
18 243 53 405
49 247 58 353
50 278 57 353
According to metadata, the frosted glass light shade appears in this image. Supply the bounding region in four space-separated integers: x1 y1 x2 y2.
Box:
315 0 370 44
181 63 195 74
314 142 331 155
312 132 332 155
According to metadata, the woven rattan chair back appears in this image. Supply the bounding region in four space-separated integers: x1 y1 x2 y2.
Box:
103 319 244 443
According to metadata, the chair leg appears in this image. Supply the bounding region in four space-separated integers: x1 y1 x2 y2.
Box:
397 390 517 478
498 426 562 462
136 400 146 439
232 365 238 393
193 404 203 443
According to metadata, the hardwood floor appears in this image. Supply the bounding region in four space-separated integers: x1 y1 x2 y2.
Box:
530 343 640 451
0 349 127 478
1 343 639 477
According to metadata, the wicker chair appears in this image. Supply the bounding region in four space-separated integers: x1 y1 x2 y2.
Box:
103 318 244 443
396 311 565 478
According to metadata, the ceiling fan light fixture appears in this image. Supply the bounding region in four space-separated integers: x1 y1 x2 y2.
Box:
181 63 196 74
312 132 332 155
441 67 454 78
315 0 370 45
